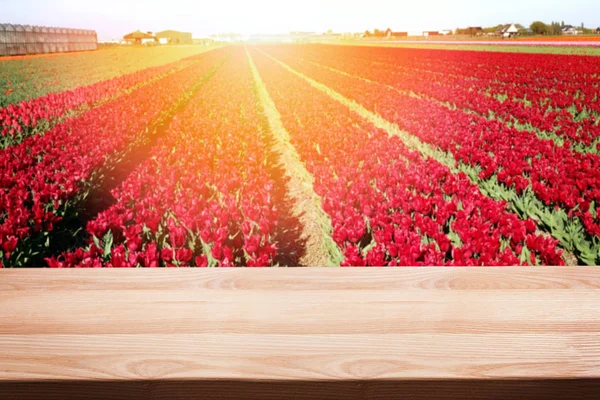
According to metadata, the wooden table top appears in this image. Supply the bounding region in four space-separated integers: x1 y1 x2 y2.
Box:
1 268 600 399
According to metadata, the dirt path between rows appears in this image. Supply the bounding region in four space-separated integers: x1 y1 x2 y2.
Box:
247 48 343 267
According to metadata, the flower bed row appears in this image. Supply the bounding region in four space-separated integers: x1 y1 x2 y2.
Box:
296 46 600 149
47 48 278 267
266 47 600 245
0 49 227 267
315 45 599 112
251 49 563 266
0 53 209 148
1 45 213 107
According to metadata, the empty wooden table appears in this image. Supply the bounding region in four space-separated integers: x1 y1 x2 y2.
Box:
1 268 600 399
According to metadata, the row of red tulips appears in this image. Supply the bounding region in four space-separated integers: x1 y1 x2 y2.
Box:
297 46 600 149
252 49 563 266
266 47 600 246
0 54 209 148
328 46 600 118
1 45 213 107
46 49 278 267
0 49 227 267
369 53 600 148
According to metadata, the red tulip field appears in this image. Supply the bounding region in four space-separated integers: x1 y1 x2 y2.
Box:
1 44 599 267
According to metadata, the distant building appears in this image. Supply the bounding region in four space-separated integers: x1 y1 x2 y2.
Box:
423 31 440 37
384 28 408 38
156 30 192 44
496 24 519 38
494 24 519 38
439 30 453 35
562 25 580 35
123 30 156 45
0 24 97 56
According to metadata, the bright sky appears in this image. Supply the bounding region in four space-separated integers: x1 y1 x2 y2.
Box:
1 0 599 40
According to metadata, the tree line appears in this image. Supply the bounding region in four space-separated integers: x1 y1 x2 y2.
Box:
529 21 595 35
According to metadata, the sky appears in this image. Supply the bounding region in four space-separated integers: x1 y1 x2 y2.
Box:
1 0 600 40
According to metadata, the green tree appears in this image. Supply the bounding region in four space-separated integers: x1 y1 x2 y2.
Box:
548 21 562 35
530 21 550 35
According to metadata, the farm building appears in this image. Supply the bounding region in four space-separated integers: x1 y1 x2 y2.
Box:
384 29 408 38
155 30 193 45
123 30 157 45
423 31 441 36
562 25 580 35
0 23 97 56
496 24 519 38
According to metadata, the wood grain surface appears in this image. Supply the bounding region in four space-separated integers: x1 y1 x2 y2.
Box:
1 268 600 399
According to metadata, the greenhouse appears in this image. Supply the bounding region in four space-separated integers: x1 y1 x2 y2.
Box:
0 23 97 56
